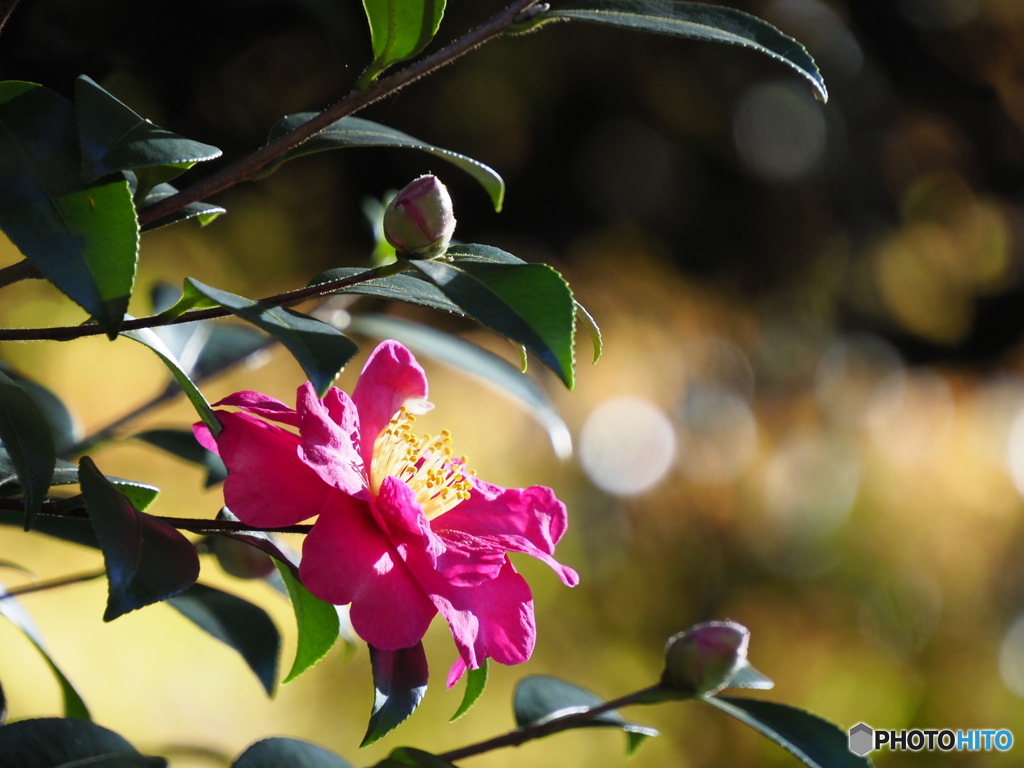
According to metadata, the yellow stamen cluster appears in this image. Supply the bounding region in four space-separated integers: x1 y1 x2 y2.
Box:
370 406 474 520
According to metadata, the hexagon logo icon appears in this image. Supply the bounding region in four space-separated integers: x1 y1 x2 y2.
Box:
849 722 874 756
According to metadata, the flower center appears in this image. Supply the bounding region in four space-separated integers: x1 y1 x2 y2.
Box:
370 406 474 520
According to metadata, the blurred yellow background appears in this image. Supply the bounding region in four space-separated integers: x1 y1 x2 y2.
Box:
5 1 1024 766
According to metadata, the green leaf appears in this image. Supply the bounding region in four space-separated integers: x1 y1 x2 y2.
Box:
233 737 354 768
704 696 874 768
349 314 573 458
362 643 429 746
138 181 225 231
167 583 280 696
451 660 487 721
0 718 165 767
308 267 460 314
0 82 140 337
360 0 446 86
513 675 658 754
532 1 826 101
0 584 91 720
185 278 359 397
372 747 458 768
75 75 221 185
0 370 56 528
267 115 503 211
412 247 577 388
121 326 220 436
79 456 199 621
0 363 78 455
134 429 227 488
275 560 340 683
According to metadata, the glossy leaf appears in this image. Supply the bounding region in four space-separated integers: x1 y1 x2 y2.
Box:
134 429 227 487
372 748 457 768
412 248 577 388
121 327 220 435
275 560 340 683
0 718 164 767
531 1 826 101
362 643 429 746
705 696 873 768
349 314 573 458
139 181 225 231
186 278 359 396
0 81 139 337
513 675 658 754
75 75 221 184
0 582 90 720
267 115 503 210
79 456 199 621
233 737 354 768
451 659 487 721
0 363 78 455
0 370 56 528
360 0 446 86
167 583 280 696
308 266 460 314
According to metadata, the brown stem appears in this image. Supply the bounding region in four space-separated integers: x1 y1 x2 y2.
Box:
0 258 41 288
0 261 406 342
136 0 542 228
438 686 662 763
0 569 105 600
0 0 21 35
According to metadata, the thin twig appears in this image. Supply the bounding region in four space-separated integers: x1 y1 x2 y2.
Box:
0 569 105 601
136 0 541 229
438 686 662 762
0 261 406 342
0 0 21 36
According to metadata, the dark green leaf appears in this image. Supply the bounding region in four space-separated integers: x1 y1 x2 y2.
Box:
0 363 78 455
705 696 874 768
186 278 359 397
134 429 227 487
412 250 577 388
0 370 56 528
268 115 503 210
75 75 221 184
0 81 140 337
79 456 199 621
513 675 658 753
275 560 341 683
372 747 457 768
360 0 446 86
362 643 429 746
533 1 826 101
167 583 280 696
451 659 487 721
121 327 220 435
308 267 460 314
0 583 90 720
0 718 165 768
233 737 354 768
139 182 225 231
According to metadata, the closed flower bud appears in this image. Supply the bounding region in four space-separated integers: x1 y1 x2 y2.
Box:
660 620 750 696
383 174 456 259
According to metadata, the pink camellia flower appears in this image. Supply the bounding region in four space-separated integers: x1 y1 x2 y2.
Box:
194 340 578 685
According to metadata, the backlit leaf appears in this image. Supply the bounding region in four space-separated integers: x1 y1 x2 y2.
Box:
360 0 446 86
275 560 340 683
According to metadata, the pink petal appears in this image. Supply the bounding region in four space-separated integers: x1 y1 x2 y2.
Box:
376 478 505 587
294 382 365 495
431 560 536 686
214 390 300 427
352 341 429 467
300 493 437 650
213 410 331 527
439 480 579 586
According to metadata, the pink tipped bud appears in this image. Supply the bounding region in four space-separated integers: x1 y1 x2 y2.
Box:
383 174 456 259
661 620 750 696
